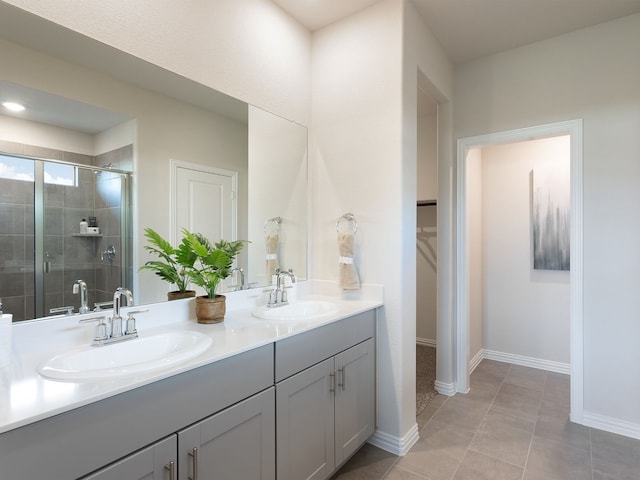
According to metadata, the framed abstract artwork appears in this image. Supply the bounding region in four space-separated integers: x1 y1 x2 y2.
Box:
532 166 570 271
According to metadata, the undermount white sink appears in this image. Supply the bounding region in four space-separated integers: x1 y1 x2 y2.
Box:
252 300 339 321
37 330 213 382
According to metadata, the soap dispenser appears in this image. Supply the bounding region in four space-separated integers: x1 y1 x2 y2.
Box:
0 298 12 368
79 218 88 234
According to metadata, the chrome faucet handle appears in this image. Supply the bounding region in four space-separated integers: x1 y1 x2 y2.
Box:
50 305 75 316
125 309 149 336
93 301 113 311
79 315 108 341
262 288 277 306
286 268 296 282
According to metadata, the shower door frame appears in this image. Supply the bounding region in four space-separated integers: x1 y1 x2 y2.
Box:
4 152 132 319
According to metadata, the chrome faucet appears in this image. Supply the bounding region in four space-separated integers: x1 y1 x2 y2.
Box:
232 267 246 290
80 287 142 346
73 280 90 314
266 268 296 307
111 287 133 338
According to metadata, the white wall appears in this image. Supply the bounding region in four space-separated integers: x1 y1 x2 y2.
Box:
455 13 640 431
404 2 455 402
417 111 437 201
310 0 453 453
0 114 94 155
480 137 570 364
311 0 408 450
2 0 311 125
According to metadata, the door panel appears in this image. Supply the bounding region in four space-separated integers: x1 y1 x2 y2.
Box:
276 358 335 480
334 339 375 467
174 163 237 291
175 165 235 242
178 388 275 480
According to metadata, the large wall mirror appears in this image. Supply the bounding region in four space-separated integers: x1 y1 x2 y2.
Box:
0 4 307 321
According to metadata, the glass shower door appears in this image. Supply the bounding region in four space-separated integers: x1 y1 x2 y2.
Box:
42 162 131 317
0 153 132 321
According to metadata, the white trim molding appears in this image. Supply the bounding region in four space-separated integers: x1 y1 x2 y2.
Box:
455 119 584 421
416 337 437 348
434 380 456 396
479 349 570 375
368 423 420 456
583 412 640 441
469 349 484 374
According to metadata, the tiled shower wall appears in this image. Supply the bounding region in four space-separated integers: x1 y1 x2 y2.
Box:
0 140 132 321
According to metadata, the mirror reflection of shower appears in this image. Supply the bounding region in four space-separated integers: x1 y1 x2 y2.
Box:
0 147 133 321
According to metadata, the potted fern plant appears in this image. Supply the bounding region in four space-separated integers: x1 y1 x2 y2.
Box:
182 229 248 323
140 228 197 300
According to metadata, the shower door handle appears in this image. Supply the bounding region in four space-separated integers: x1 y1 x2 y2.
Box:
43 261 51 273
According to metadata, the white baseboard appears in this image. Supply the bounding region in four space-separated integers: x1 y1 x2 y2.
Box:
478 349 570 375
416 337 437 348
469 349 483 374
368 423 420 456
434 380 455 396
583 411 640 441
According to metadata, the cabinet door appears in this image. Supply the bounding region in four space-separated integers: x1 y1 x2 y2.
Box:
178 387 275 480
334 338 375 467
81 435 177 480
276 357 335 480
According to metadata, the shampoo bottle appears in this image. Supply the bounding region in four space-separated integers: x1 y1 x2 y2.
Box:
79 218 88 234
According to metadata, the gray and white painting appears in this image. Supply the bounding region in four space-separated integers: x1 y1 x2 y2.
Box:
532 165 570 271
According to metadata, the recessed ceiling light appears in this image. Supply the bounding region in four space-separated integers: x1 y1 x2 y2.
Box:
2 101 26 112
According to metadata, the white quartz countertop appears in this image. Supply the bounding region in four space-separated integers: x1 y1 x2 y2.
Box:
0 281 382 435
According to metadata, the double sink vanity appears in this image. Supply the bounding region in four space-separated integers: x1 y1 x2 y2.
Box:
0 281 382 480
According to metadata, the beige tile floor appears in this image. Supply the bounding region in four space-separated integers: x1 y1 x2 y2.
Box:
331 359 640 480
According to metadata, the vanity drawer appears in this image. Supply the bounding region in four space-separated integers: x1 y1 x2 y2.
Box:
274 310 375 382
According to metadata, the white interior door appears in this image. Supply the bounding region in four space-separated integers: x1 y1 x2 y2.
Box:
172 160 238 289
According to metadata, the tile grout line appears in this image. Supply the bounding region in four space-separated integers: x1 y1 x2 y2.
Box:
588 426 594 480
449 363 511 479
519 368 549 480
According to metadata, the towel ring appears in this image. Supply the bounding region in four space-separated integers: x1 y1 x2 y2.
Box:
336 213 358 235
264 216 282 235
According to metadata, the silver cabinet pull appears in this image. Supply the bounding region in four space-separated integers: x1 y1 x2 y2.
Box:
188 447 199 480
164 461 175 480
338 367 346 391
329 372 336 393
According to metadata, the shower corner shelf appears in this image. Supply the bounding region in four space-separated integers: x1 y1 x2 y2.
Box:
72 233 103 238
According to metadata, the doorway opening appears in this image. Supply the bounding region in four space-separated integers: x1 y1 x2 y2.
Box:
456 120 584 423
416 73 439 416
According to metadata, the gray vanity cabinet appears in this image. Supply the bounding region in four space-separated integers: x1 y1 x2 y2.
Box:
275 311 376 480
82 435 177 480
177 387 275 480
0 310 377 480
